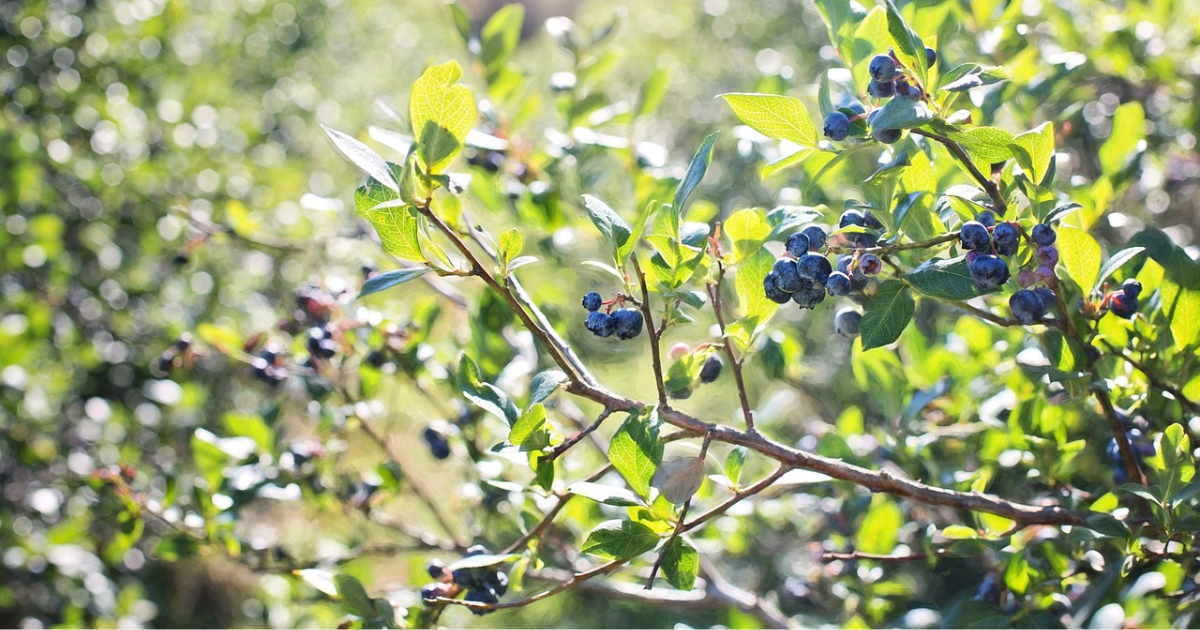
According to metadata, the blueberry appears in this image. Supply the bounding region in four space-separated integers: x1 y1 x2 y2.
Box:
993 222 1020 256
791 280 826 309
763 273 792 304
421 584 443 601
1031 224 1056 246
1037 245 1059 267
867 79 896 98
1033 287 1057 312
823 111 851 141
845 101 866 116
826 271 852 296
801 226 827 250
464 588 498 614
896 81 922 100
423 425 451 460
872 126 902 144
582 291 602 312
861 211 884 231
867 110 879 127
307 327 336 359
785 231 810 257
585 311 614 337
611 308 644 340
839 209 867 229
699 354 724 383
858 253 882 276
796 253 833 286
958 221 992 252
869 54 898 82
925 47 937 68
1121 278 1143 300
466 545 489 557
968 254 1010 291
772 259 804 293
1109 291 1138 319
486 571 509 597
851 232 879 248
1009 289 1045 324
976 211 997 227
834 308 863 338
426 559 448 580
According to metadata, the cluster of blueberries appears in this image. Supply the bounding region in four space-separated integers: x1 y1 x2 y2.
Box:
422 546 508 615
251 346 289 385
1103 278 1143 319
581 291 644 340
822 48 937 145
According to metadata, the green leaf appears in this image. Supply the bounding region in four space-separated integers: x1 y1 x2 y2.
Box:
609 410 664 499
527 370 567 410
509 403 546 446
1057 226 1102 294
884 0 927 86
673 132 719 218
1004 553 1031 596
855 495 902 554
1154 423 1195 504
1099 102 1145 177
618 198 658 265
724 447 747 488
636 68 670 119
322 126 399 192
333 574 376 618
735 249 780 324
724 208 772 261
567 481 645 507
661 537 699 591
1130 228 1200 350
410 60 477 174
1095 247 1146 289
1084 513 1131 539
581 520 660 560
903 257 983 300
1010 122 1054 185
359 268 430 298
860 280 914 351
941 525 979 540
719 94 815 148
479 4 523 78
582 194 632 254
938 64 1009 92
457 355 519 425
498 228 523 267
868 97 934 131
947 127 1016 167
361 203 423 262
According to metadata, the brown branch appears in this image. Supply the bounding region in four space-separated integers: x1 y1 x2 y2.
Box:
828 231 960 256
949 300 1047 328
546 408 614 462
646 435 713 590
820 548 948 564
683 465 793 532
431 558 629 611
631 257 669 408
910 129 1008 215
707 254 756 431
500 464 613 556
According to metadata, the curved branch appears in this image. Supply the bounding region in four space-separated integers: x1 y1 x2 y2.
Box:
910 130 1008 215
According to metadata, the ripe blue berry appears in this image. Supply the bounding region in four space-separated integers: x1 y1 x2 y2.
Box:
801 226 827 250
976 211 997 227
1009 289 1046 324
993 222 1020 256
611 308 644 340
869 54 898 82
823 111 851 141
959 221 992 252
845 102 866 116
861 211 884 231
797 253 833 286
792 280 826 309
968 254 1010 291
423 425 451 460
785 231 810 257
834 308 863 338
867 79 896 98
826 271 852 296
585 311 614 337
858 253 882 276
1121 278 1143 300
839 209 867 229
872 126 902 144
700 354 724 383
426 559 448 580
1109 291 1138 319
1031 224 1056 246
772 259 804 293
1037 245 1059 267
763 273 792 304
925 47 938 68
895 80 922 100
582 291 602 312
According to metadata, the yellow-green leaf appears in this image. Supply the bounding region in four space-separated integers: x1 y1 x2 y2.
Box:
410 60 477 174
1057 226 1101 294
719 93 815 148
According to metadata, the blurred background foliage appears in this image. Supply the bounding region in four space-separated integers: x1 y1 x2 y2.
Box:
2 0 1200 627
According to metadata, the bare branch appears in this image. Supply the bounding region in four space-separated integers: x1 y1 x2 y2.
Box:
632 257 669 408
910 130 1008 215
707 249 756 432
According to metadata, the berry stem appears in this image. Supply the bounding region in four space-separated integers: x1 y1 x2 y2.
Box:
910 129 1009 216
827 230 959 256
632 257 670 409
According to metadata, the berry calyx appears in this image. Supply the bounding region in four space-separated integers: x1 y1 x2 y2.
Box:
857 253 882 276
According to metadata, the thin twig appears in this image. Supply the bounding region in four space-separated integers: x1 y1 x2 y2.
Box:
707 250 756 432
910 129 1008 215
546 408 614 462
820 549 948 564
632 257 669 408
646 434 713 589
1101 341 1200 413
500 464 613 555
950 300 1044 328
828 231 960 256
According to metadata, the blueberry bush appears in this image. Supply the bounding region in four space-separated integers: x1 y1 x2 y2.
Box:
6 0 1200 628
